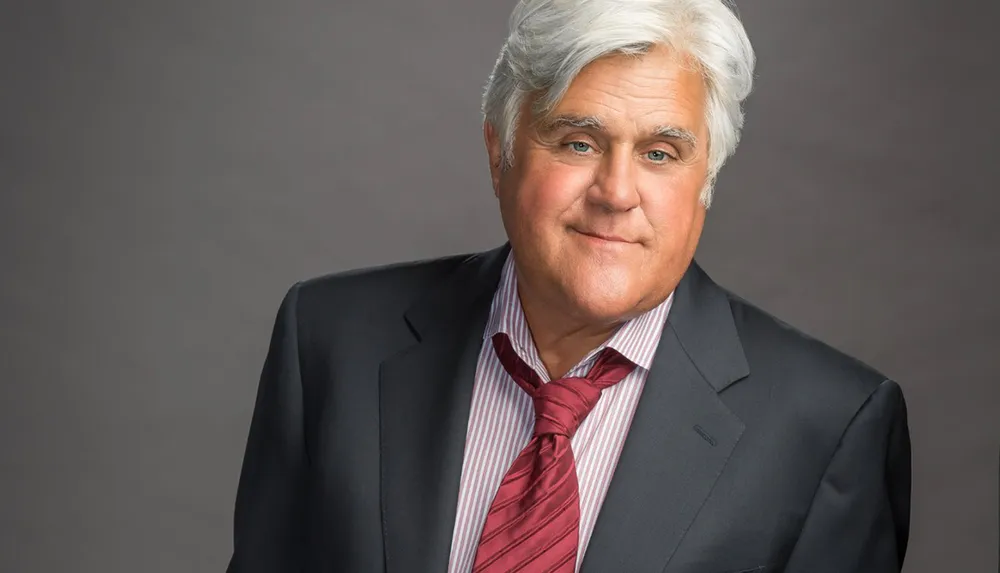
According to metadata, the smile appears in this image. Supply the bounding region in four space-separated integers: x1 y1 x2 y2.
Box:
572 228 638 245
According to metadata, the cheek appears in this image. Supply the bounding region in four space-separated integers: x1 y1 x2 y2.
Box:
514 161 594 218
639 177 704 246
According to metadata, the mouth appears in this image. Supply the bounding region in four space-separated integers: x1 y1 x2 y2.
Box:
572 228 638 245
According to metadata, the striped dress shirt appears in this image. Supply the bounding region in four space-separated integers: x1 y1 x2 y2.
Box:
446 251 673 573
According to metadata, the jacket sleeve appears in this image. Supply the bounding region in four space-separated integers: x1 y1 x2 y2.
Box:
784 379 912 572
227 283 308 572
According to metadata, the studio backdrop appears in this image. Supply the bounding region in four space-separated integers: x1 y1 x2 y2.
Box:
1 0 997 571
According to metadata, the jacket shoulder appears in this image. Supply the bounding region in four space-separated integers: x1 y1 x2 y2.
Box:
722 288 898 431
299 252 470 306
281 251 477 346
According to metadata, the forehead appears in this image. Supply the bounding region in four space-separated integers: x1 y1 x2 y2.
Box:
541 46 707 135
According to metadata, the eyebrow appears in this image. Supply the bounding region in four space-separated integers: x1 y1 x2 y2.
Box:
538 114 699 149
651 124 698 149
538 114 604 131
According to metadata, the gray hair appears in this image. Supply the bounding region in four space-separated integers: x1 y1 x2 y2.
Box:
482 0 756 207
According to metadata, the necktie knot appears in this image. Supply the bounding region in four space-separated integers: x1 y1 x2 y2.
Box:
532 377 602 438
490 332 638 439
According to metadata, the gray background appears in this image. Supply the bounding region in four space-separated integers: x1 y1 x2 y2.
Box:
1 0 997 571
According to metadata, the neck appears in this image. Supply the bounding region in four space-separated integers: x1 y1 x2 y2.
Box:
518 291 624 380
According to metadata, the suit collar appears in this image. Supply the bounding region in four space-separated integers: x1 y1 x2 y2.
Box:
401 243 511 343
666 259 750 393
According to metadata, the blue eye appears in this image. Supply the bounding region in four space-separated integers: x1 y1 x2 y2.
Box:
647 150 669 162
569 141 592 153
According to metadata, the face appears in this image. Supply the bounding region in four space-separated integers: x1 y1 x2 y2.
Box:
486 44 710 327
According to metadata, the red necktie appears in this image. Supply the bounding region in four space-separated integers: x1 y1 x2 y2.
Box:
471 332 637 573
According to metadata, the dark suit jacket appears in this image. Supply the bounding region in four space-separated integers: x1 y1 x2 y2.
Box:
227 243 910 573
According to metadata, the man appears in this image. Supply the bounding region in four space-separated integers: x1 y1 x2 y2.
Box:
227 0 911 571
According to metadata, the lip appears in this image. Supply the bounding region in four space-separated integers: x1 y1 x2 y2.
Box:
573 228 637 244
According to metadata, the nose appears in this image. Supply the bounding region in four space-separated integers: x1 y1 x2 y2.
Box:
588 146 640 212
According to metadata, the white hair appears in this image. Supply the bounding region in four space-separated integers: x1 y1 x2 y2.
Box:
482 0 756 207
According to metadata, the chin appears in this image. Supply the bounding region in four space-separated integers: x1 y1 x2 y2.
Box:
559 271 644 324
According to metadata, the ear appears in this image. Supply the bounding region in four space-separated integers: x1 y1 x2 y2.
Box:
483 120 503 197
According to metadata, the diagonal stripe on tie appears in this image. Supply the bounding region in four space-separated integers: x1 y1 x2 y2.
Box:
479 465 577 546
474 491 579 572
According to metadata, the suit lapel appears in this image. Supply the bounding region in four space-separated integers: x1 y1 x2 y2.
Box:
580 261 750 573
379 244 510 573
